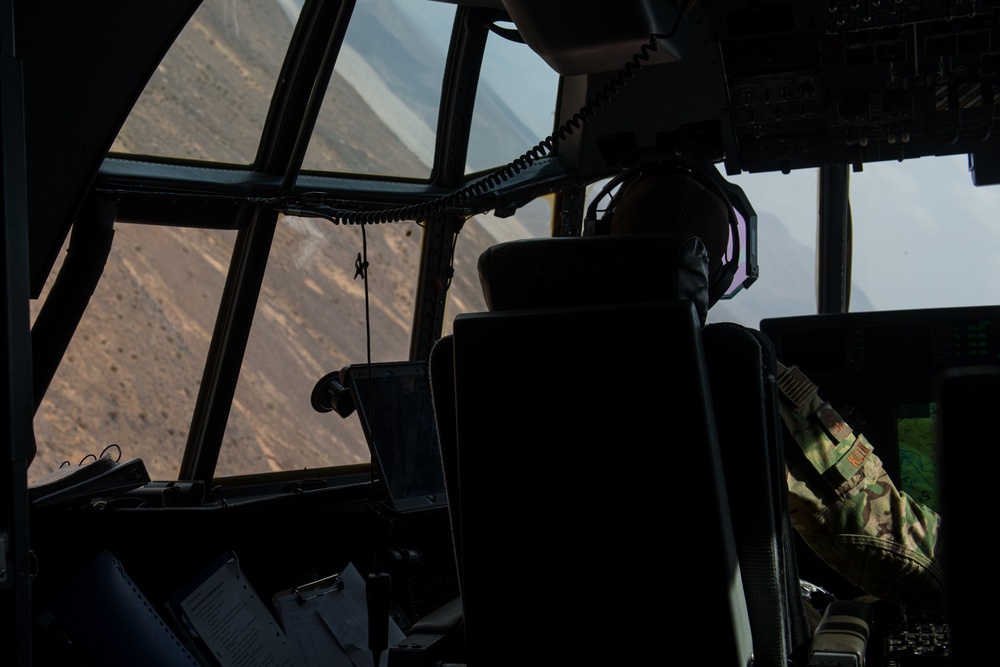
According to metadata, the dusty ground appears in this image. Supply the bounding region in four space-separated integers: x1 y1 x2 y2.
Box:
28 1 533 483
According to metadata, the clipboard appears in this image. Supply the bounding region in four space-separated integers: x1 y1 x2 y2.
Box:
166 552 296 667
272 562 404 667
341 361 448 514
293 573 344 603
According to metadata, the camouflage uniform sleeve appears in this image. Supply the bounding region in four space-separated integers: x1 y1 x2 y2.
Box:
776 363 946 610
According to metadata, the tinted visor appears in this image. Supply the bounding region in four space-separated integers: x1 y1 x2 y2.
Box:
715 175 758 300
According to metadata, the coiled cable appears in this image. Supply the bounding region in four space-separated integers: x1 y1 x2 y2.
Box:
285 2 693 225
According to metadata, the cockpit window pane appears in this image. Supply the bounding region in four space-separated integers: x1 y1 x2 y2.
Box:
30 225 234 484
708 168 820 328
215 217 421 476
301 0 453 178
110 0 296 164
850 155 1000 312
707 157 1000 327
466 21 560 174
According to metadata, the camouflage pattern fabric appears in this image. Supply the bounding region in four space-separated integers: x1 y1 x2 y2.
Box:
776 363 946 610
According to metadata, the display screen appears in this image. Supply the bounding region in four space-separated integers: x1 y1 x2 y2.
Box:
896 402 940 511
345 361 448 513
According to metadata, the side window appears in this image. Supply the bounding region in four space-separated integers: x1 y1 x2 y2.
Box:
301 0 454 178
30 225 234 483
710 156 1000 327
466 20 560 174
111 0 298 164
850 155 1000 312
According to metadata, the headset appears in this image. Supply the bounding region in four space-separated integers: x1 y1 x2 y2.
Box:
583 159 759 306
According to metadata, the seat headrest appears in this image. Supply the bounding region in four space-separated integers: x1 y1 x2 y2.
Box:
477 234 711 324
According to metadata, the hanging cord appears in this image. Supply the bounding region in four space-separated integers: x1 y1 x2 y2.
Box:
353 224 378 555
355 223 394 666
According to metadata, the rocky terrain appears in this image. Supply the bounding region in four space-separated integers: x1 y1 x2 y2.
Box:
28 0 541 483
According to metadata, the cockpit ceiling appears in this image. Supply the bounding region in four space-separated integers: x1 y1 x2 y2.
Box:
499 1 1000 176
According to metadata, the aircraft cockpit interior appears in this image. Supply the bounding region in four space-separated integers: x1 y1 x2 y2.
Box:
4 1 999 665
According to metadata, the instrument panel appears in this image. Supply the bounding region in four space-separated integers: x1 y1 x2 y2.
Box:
557 1 1000 181
712 1 1000 177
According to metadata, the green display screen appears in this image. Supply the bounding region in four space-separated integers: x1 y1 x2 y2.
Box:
896 402 940 512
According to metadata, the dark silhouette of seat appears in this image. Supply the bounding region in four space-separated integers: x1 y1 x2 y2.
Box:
702 322 812 665
426 335 466 636
428 234 753 664
934 364 1000 665
428 232 813 666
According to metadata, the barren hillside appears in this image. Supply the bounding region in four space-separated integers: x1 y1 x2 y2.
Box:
29 1 538 483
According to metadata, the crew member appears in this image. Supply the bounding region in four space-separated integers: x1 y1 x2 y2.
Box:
607 162 946 611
